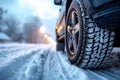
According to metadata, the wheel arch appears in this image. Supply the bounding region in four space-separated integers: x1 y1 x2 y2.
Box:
65 0 73 19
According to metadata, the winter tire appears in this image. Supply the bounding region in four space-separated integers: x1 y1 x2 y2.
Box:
65 0 115 68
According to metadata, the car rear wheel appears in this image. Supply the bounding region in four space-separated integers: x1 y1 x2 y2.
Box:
56 41 64 51
65 0 115 68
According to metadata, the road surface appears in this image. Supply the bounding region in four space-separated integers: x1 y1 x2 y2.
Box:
0 43 120 80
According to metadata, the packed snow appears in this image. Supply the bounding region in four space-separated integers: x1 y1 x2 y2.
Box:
0 43 120 80
0 43 51 80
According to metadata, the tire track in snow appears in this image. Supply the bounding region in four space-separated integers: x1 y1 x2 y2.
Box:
15 49 50 80
0 48 39 80
0 44 52 80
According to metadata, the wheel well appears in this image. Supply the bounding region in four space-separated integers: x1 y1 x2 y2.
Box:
65 0 73 18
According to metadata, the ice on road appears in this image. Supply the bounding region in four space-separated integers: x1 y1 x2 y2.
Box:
0 43 120 80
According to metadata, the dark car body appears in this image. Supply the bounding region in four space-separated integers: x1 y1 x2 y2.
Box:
56 0 120 41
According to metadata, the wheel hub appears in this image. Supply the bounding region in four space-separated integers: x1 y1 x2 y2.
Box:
66 11 80 56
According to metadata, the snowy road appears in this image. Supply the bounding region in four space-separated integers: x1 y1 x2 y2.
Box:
43 49 120 80
0 43 120 80
0 43 51 80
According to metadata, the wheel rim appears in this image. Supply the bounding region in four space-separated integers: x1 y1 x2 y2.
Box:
66 9 80 57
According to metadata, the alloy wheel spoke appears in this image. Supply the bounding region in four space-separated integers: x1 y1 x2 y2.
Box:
67 10 79 55
67 25 72 34
71 11 77 27
73 23 79 35
68 38 73 50
72 35 77 52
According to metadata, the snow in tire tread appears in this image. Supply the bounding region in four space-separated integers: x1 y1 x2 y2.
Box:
75 0 115 68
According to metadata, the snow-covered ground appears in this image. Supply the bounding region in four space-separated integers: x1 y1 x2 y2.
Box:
0 43 120 80
43 50 120 80
0 43 52 80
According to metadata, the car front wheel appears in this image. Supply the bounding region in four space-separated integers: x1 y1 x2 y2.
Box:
65 0 115 68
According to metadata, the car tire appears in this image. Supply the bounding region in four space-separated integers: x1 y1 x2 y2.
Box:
65 0 115 68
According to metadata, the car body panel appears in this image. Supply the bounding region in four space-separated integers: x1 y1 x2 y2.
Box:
56 0 66 37
55 0 120 41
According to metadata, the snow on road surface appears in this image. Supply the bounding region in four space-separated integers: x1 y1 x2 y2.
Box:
43 50 120 80
0 43 120 80
0 43 51 80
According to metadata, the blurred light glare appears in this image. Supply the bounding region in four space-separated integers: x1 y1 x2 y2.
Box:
57 26 62 33
19 0 59 20
47 37 56 45
44 34 48 38
39 26 46 33
44 34 56 45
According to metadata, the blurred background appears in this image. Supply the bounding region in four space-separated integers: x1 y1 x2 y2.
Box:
0 0 60 44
